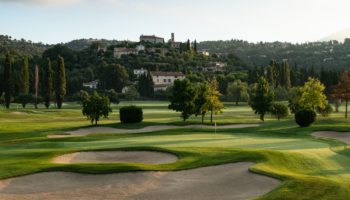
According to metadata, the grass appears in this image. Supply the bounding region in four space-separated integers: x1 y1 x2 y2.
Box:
2 101 350 199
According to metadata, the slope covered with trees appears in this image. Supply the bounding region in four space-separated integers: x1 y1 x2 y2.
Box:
198 39 350 69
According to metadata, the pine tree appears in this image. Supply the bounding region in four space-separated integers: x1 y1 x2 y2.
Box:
3 53 14 109
55 56 66 109
44 58 53 109
19 56 29 95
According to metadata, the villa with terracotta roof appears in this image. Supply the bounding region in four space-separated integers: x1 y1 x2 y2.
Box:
150 71 185 91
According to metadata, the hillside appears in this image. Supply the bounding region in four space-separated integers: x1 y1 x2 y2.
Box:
65 39 121 51
0 35 50 58
198 40 350 69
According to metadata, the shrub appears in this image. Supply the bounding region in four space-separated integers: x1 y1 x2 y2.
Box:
295 109 316 127
316 103 333 117
271 103 289 120
120 106 143 123
15 94 33 108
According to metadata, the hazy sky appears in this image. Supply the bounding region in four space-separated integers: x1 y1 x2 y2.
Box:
1 0 350 44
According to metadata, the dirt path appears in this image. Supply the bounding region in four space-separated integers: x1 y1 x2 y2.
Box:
52 151 178 164
48 124 260 138
312 131 350 145
0 162 280 200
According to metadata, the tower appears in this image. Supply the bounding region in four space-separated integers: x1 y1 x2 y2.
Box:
171 33 175 42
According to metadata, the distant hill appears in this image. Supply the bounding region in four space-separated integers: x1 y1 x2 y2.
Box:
0 35 124 58
320 28 350 42
65 39 121 51
198 39 350 69
0 35 51 58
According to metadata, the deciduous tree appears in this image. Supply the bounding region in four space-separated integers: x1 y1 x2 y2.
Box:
82 91 112 125
201 78 224 123
331 71 350 118
249 76 274 121
194 82 208 123
299 77 327 111
271 103 289 120
227 80 249 105
168 79 196 121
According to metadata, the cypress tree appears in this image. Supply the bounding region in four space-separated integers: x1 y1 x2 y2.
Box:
283 61 291 89
277 62 284 87
34 65 39 109
19 56 29 95
290 63 299 86
44 58 53 109
267 60 278 88
194 40 198 52
309 65 317 78
55 56 66 109
137 74 154 98
186 39 191 51
3 53 14 109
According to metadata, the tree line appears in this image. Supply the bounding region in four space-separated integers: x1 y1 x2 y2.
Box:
168 78 224 123
1 52 66 109
198 39 350 70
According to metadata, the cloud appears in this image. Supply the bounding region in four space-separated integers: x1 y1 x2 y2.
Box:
0 0 83 6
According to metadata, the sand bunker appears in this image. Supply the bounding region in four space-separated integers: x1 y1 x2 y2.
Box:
312 131 350 145
48 124 260 138
0 162 280 200
53 151 178 165
47 134 78 139
11 112 27 115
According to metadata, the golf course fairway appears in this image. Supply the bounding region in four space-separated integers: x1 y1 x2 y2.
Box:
1 101 350 199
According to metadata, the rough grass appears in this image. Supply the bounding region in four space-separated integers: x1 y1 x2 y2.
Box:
1 101 350 199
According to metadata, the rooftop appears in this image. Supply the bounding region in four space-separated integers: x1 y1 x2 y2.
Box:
140 35 164 40
150 71 184 77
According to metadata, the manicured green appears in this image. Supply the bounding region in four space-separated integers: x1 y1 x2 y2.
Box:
1 101 350 199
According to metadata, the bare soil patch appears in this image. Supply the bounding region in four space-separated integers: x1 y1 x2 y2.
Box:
52 151 178 165
0 162 280 200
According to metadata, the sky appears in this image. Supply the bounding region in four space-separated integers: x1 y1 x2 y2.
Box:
1 0 350 44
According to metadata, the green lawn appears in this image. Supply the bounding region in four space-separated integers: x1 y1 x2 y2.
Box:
1 101 350 199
